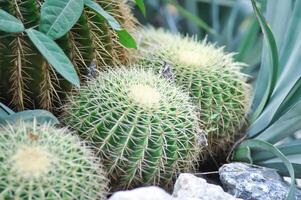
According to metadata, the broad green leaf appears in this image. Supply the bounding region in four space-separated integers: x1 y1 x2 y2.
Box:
117 30 137 49
135 0 146 16
0 110 59 125
84 0 137 49
0 9 24 33
84 0 121 30
247 0 279 136
0 102 15 118
26 29 80 87
167 0 217 36
39 0 84 40
234 139 296 200
256 101 301 143
279 0 301 72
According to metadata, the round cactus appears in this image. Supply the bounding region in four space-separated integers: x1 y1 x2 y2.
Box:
135 28 250 159
0 0 136 111
0 121 107 200
63 67 204 190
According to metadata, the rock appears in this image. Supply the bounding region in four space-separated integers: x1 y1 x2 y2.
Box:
172 173 240 200
108 186 173 200
219 162 301 200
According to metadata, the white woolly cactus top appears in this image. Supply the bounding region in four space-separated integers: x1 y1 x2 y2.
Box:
129 84 161 108
135 27 244 71
0 121 107 200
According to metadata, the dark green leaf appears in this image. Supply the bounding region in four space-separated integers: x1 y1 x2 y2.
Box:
84 0 121 30
39 0 84 40
84 0 137 49
0 9 25 33
0 110 59 125
26 29 80 87
135 0 146 16
117 30 137 49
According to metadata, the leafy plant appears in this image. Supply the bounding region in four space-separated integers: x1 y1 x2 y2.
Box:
63 67 204 190
0 0 137 111
0 121 107 199
231 0 301 199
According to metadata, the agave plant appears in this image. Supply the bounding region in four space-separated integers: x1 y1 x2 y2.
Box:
0 0 138 111
231 0 301 199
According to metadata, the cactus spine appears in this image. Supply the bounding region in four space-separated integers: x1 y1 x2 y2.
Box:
0 121 107 200
0 0 136 111
135 28 250 158
63 67 204 190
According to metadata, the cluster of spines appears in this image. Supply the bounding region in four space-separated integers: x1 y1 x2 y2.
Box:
0 0 136 111
64 67 204 190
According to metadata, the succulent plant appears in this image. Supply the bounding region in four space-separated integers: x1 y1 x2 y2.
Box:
0 0 136 111
135 28 250 159
63 67 204 190
0 120 107 200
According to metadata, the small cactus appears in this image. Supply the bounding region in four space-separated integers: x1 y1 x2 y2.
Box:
0 121 107 200
135 28 250 159
63 67 205 190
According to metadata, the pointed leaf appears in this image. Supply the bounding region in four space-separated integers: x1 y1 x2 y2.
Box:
84 0 121 30
0 110 59 125
39 0 84 40
0 9 24 33
0 102 15 118
26 29 80 87
117 30 137 49
135 0 146 16
248 0 279 136
84 0 137 49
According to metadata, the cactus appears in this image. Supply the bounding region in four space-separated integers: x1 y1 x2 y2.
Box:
0 121 107 200
135 28 250 159
0 0 136 111
63 67 204 190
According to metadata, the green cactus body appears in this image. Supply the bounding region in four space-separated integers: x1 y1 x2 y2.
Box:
0 121 107 200
135 28 250 158
63 67 204 190
0 0 136 111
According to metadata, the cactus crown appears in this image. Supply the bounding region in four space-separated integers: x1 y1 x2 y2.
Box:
136 28 250 158
64 67 205 190
0 121 107 200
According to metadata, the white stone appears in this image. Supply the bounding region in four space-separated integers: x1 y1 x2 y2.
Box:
172 173 240 200
108 186 173 200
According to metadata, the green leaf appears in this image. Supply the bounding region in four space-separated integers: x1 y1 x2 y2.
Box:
135 0 146 16
84 0 121 30
117 30 137 49
233 139 296 200
166 0 217 36
0 110 59 125
26 29 80 87
247 0 279 135
39 0 84 40
84 0 137 49
0 9 25 33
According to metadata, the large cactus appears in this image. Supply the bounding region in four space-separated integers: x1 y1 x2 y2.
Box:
0 0 136 111
0 121 107 200
63 67 205 190
135 28 250 159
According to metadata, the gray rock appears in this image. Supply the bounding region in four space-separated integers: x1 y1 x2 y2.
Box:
108 186 173 200
172 173 240 200
219 162 301 200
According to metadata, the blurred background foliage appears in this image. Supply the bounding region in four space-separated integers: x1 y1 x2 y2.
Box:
133 0 269 80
